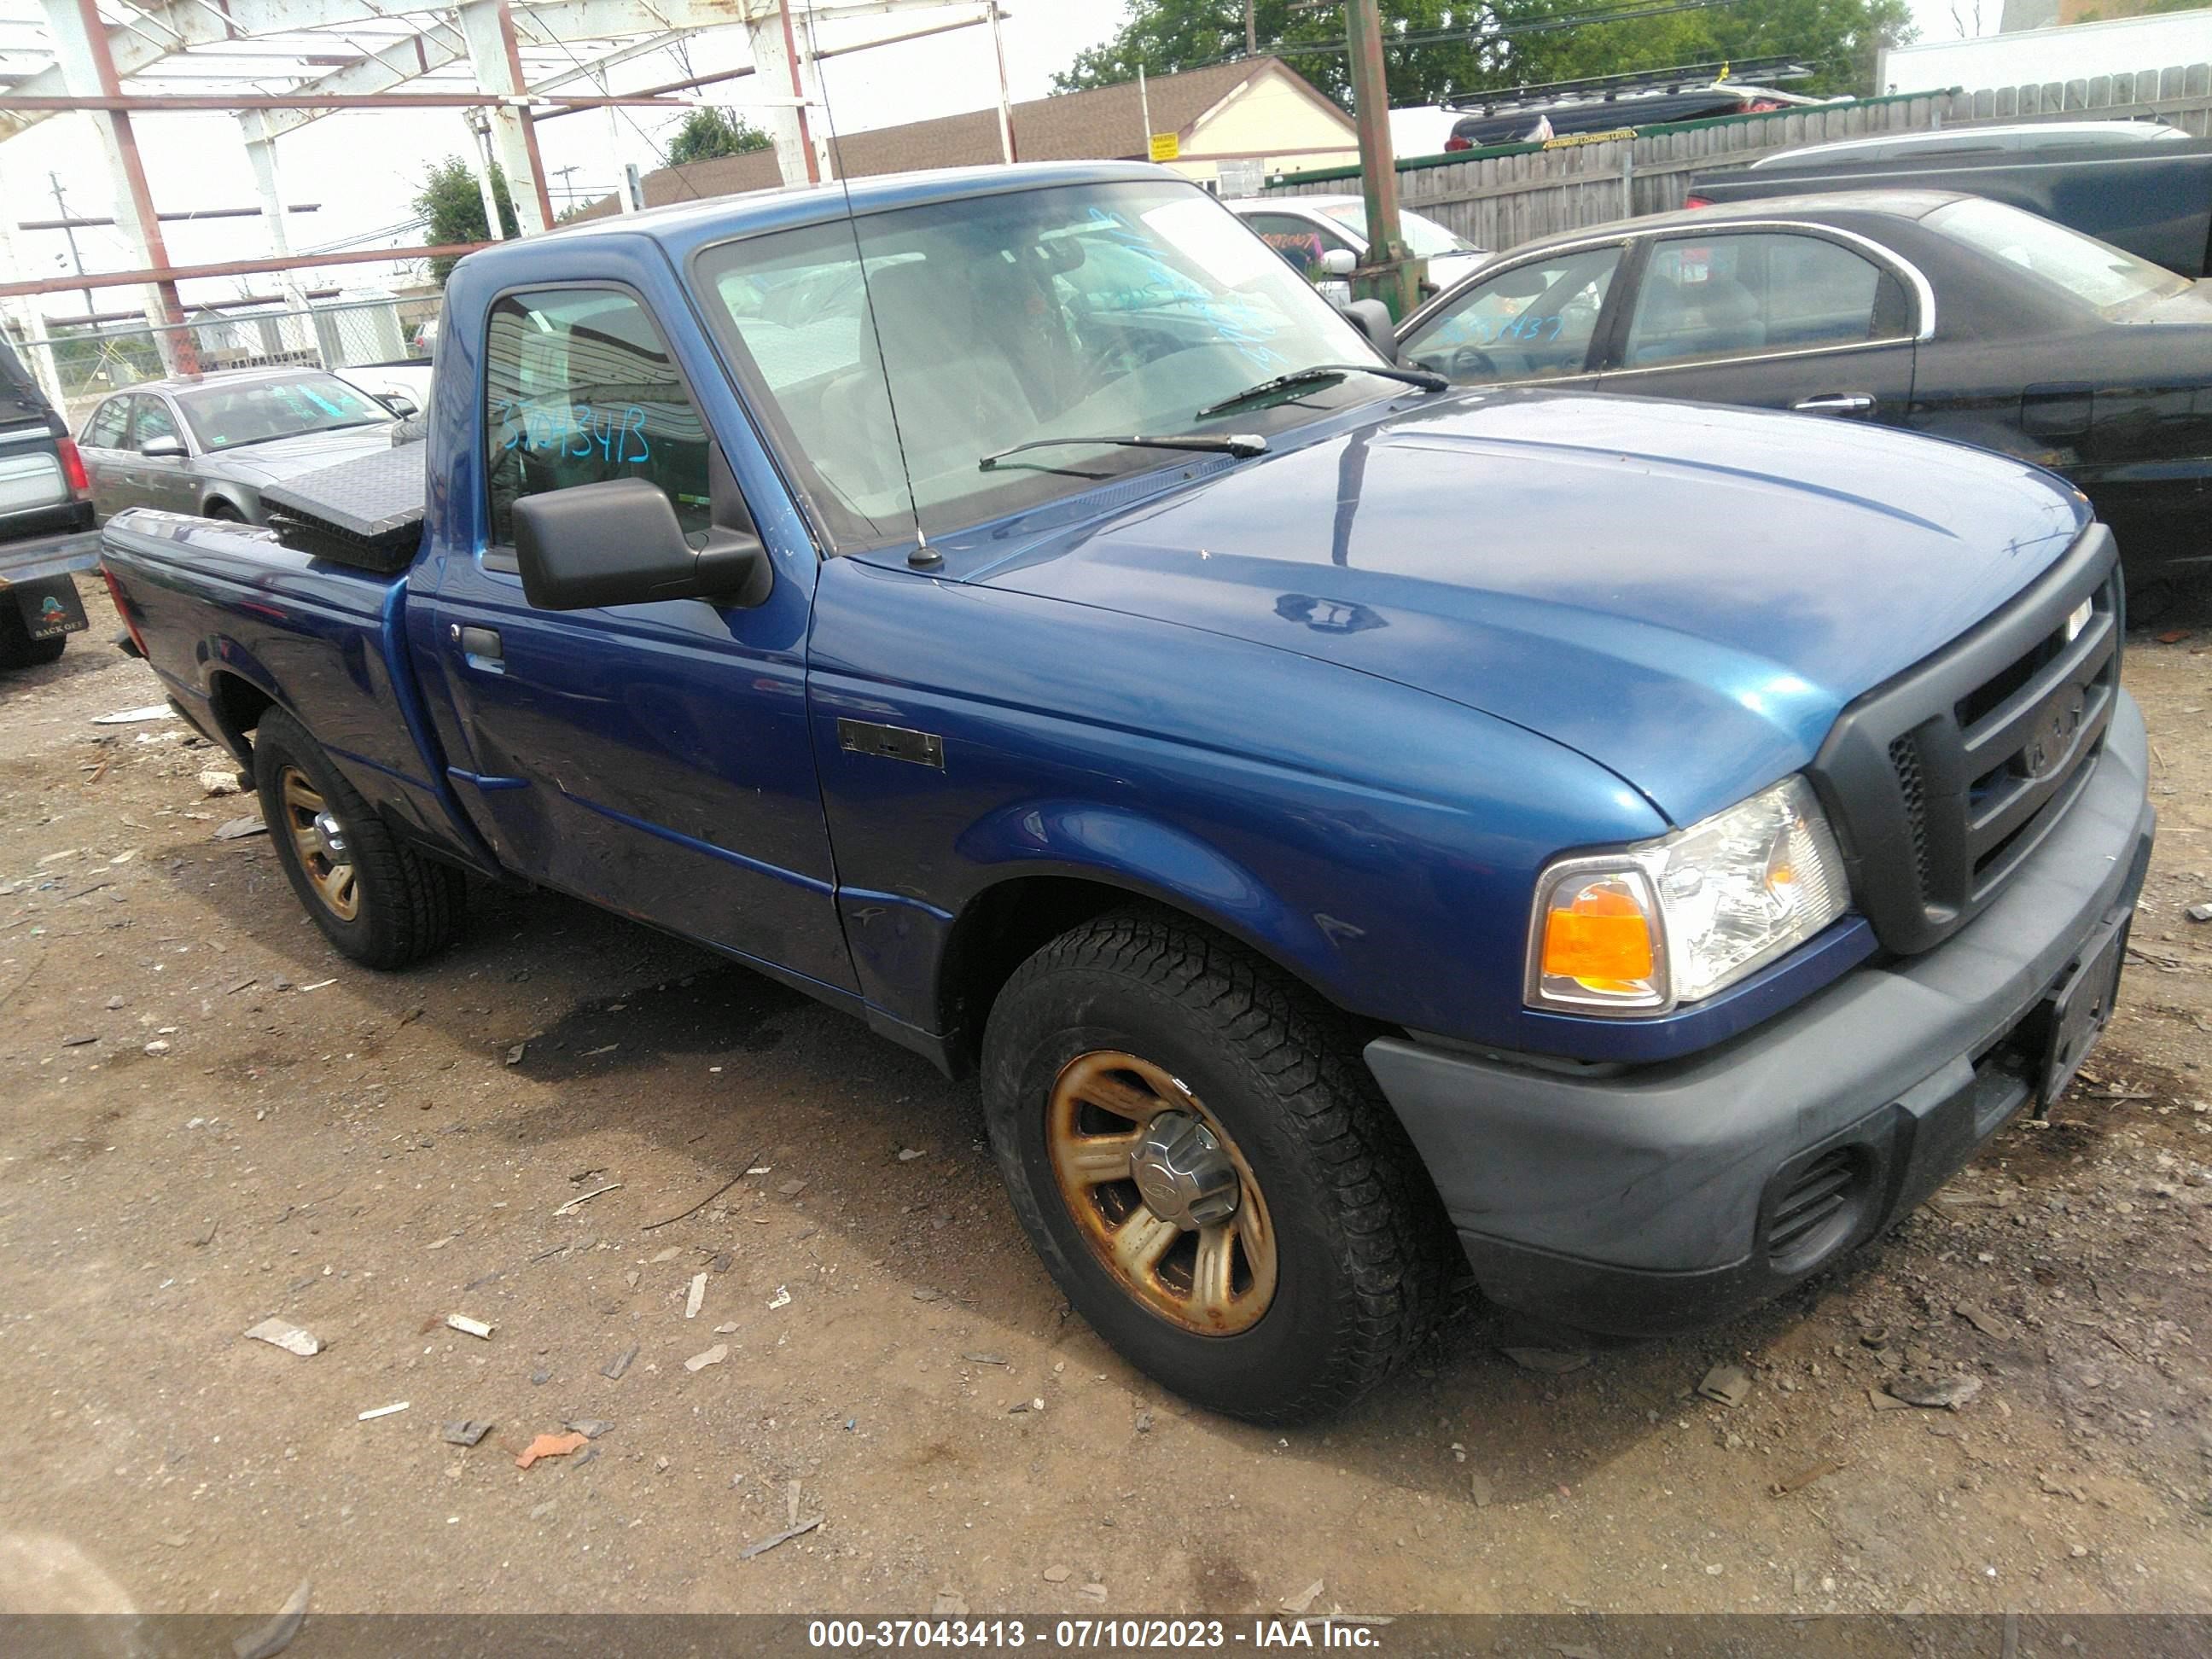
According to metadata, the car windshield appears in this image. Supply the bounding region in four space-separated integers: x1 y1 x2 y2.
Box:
176 373 390 452
1926 197 2188 313
1318 201 1476 258
696 178 1393 544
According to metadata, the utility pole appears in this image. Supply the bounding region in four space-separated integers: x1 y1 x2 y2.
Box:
48 172 90 320
987 3 1016 162
1344 0 1420 318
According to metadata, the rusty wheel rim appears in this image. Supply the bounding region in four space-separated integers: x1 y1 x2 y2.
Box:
278 766 359 923
1045 1050 1278 1336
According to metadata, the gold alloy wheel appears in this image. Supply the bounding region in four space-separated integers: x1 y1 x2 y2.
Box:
278 766 360 923
1045 1050 1278 1336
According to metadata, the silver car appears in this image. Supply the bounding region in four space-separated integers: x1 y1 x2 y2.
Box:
78 368 404 525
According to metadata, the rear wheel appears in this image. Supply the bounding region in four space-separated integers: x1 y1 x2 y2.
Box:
981 911 1451 1423
252 707 463 968
0 607 66 670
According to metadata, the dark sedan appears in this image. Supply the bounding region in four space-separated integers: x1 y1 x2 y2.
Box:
1395 191 2212 593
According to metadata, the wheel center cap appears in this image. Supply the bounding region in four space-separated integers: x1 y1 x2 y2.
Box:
1129 1110 1239 1230
312 811 347 861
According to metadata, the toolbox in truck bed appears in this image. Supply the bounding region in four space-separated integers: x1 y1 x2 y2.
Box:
259 442 425 573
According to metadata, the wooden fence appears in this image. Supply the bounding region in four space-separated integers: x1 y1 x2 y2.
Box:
1263 63 2212 252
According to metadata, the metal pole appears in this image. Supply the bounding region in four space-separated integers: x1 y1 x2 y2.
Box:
987 3 1016 163
1345 0 1418 318
777 0 822 186
48 172 90 320
469 114 506 242
1138 66 1152 154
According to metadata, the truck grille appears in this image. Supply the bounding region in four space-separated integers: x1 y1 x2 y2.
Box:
1808 527 2120 956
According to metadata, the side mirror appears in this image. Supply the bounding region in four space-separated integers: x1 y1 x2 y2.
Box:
1319 247 1357 276
514 477 772 612
140 434 187 459
1342 299 1398 360
380 393 419 420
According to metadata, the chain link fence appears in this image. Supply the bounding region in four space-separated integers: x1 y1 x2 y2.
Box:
6 293 442 428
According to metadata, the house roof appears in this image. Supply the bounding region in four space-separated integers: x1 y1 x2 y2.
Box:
573 56 1349 220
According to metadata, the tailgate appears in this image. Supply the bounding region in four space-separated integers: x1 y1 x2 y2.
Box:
0 422 69 517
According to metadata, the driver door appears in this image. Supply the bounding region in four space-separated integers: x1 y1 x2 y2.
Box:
1397 242 1627 392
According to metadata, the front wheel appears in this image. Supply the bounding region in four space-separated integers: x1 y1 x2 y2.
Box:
252 707 463 968
981 911 1451 1423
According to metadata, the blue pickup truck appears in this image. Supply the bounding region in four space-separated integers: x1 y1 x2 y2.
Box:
101 161 2153 1423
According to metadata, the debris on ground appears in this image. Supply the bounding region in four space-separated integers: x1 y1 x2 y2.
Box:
1698 1363 1754 1407
242 1317 321 1358
1502 1346 1592 1375
1955 1303 2015 1340
1771 1459 1846 1497
445 1313 493 1339
963 1352 1008 1366
565 1418 610 1439
515 1431 589 1469
199 769 242 796
1468 1471 1494 1507
684 1344 729 1372
767 1286 792 1309
738 1516 822 1561
441 1420 492 1447
554 1181 620 1216
91 703 173 725
2188 901 2212 923
1884 1374 1985 1411
897 1148 925 1161
602 1344 638 1381
1041 1565 1070 1583
357 1402 409 1422
212 815 266 841
685 1272 707 1318
1283 1579 1325 1615
230 1575 311 1659
506 1044 527 1066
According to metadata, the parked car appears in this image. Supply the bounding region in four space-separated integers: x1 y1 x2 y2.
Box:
1685 119 2212 277
1447 61 1825 150
78 367 399 525
1395 190 2212 593
329 360 432 419
101 161 2152 1423
0 334 96 669
1228 195 1488 293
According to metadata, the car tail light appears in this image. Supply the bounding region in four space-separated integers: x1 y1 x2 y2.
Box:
1683 193 1714 209
102 566 149 659
1444 135 1470 152
57 434 90 497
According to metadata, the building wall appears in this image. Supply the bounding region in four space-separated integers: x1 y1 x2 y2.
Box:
1881 10 2212 91
1169 71 1357 186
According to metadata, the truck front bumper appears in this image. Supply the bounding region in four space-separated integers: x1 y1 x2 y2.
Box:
1365 690 2156 1339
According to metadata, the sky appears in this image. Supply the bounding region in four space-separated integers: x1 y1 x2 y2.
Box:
0 0 1988 317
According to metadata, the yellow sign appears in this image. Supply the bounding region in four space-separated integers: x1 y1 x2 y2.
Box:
1148 131 1179 163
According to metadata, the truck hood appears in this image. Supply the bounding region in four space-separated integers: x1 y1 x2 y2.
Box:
971 389 2090 825
201 425 397 484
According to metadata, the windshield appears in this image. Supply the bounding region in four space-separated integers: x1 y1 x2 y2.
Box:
696 179 1390 544
1925 198 2187 313
1318 201 1476 259
177 373 391 452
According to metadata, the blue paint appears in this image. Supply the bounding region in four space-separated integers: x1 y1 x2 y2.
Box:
96 159 2098 1073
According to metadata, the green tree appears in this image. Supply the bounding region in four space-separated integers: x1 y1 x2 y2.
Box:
413 155 518 286
1055 1 1912 110
664 107 774 167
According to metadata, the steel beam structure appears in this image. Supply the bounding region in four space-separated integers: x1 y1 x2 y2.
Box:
0 242 497 300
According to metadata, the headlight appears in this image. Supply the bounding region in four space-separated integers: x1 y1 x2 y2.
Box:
1527 776 1848 1015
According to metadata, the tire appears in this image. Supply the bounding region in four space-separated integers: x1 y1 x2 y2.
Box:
251 706 463 969
0 607 67 670
981 910 1452 1423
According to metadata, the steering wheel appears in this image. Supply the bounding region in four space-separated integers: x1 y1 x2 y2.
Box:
1448 344 1500 381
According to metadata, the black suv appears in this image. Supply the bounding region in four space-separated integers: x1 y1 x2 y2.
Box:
0 335 96 670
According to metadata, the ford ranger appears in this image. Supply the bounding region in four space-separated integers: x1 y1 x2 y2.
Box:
98 161 2154 1423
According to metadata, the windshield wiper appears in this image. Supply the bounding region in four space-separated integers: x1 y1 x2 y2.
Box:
1195 361 1447 421
978 433 1266 471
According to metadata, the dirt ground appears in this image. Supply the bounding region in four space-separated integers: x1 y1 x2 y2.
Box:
2 580 2209 1622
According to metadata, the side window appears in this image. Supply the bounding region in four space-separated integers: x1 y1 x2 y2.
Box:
1624 233 1891 370
1243 212 1348 277
131 397 179 450
1400 245 1622 383
483 286 710 548
83 399 129 449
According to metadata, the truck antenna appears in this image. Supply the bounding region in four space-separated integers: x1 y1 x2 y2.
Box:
806 14 936 568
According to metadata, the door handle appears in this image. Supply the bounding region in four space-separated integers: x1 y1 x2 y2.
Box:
1791 393 1874 416
454 623 504 672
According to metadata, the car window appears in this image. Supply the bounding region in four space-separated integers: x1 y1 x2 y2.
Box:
1924 196 2188 313
84 399 130 449
1400 244 1622 383
696 178 1386 547
131 397 180 451
483 286 711 548
1243 212 1350 276
1318 201 1476 259
176 374 389 453
1623 233 1897 369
